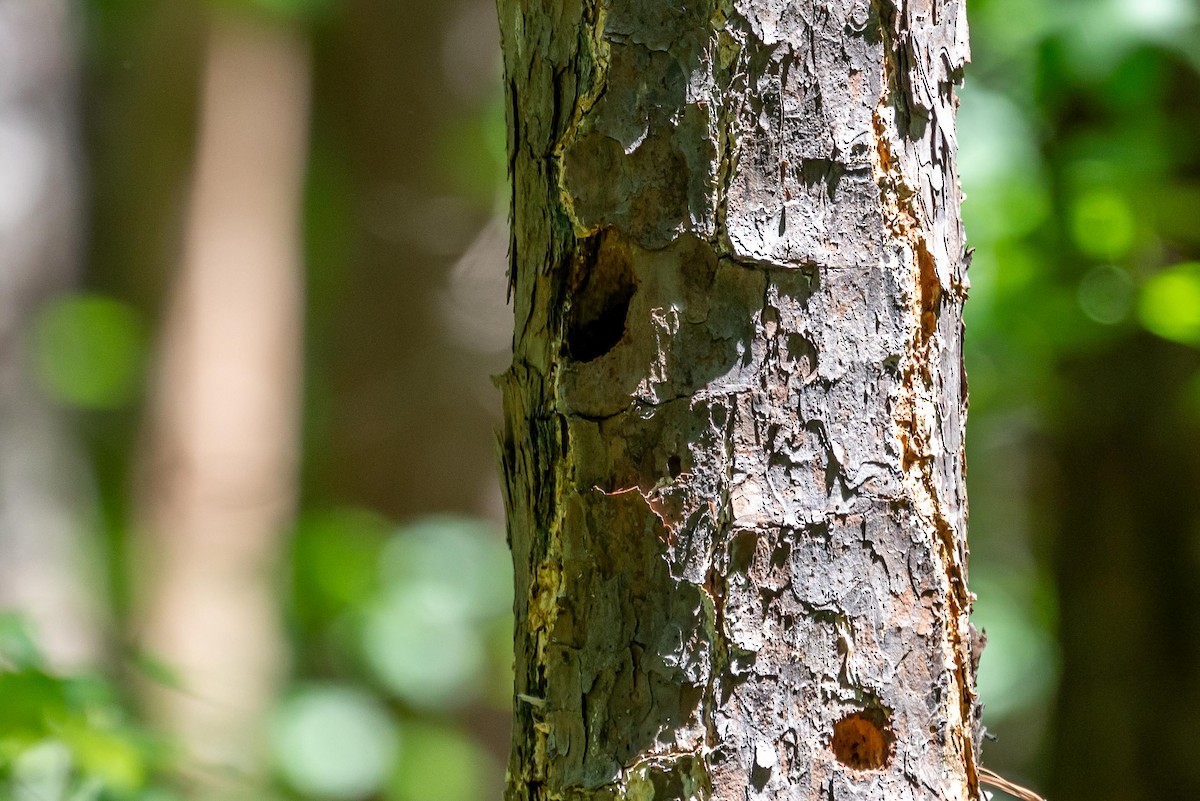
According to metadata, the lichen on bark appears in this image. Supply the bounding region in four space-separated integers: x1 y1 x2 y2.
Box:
498 1 981 800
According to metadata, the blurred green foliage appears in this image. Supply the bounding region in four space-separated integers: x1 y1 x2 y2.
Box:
277 514 509 799
960 0 1200 786
0 514 510 800
271 684 399 799
0 617 170 801
31 295 148 411
436 100 508 209
1140 262 1200 345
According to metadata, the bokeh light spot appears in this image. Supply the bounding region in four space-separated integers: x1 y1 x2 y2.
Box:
271 685 399 800
1139 262 1200 346
1078 265 1133 324
31 294 146 409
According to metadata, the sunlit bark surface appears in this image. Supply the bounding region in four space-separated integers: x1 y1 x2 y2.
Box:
498 1 982 799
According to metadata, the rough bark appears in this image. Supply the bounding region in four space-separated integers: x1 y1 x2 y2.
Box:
498 2 980 801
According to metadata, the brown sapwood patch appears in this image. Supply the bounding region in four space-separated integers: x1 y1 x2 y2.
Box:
831 709 894 772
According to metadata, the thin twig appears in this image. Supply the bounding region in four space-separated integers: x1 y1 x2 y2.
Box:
979 766 1047 801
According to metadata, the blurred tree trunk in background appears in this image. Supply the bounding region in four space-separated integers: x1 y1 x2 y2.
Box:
1050 336 1200 801
84 0 515 782
307 0 510 522
132 10 309 796
498 1 983 799
301 0 517 767
0 0 105 668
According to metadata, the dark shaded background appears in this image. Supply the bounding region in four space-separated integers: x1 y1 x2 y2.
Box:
0 0 1198 799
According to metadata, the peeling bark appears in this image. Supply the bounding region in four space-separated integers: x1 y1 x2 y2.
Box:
498 1 980 800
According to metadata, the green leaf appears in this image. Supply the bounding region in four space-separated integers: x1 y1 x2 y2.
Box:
11 739 72 801
0 672 69 740
59 722 147 791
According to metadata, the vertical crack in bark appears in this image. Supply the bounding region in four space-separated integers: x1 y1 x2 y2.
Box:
553 0 610 238
872 6 979 797
521 412 569 793
710 6 750 260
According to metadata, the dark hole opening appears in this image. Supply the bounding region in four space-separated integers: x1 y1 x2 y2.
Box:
667 454 683 478
565 231 636 362
729 529 759 574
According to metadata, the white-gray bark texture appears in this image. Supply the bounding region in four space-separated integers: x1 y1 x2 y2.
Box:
498 1 981 800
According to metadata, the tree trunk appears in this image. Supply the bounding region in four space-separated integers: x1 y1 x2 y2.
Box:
0 0 105 669
498 1 981 800
132 11 309 794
